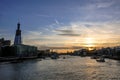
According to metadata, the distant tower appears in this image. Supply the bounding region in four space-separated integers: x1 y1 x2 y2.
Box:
14 22 22 45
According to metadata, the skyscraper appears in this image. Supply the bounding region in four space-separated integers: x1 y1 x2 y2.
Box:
14 22 22 45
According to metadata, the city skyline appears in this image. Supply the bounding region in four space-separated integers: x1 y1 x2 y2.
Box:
0 0 120 49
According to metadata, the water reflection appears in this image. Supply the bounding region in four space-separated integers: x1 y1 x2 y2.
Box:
0 56 120 80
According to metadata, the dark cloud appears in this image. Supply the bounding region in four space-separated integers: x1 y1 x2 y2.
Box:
56 29 80 37
58 33 80 36
85 24 92 27
56 30 73 33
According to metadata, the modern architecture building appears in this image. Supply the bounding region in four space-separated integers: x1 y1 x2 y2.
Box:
14 22 22 45
13 22 37 57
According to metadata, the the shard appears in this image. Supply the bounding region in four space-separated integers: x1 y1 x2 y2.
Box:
14 22 22 45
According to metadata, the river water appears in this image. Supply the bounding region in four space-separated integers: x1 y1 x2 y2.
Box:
0 56 120 80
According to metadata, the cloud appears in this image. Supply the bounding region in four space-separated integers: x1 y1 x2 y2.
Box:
55 19 59 24
22 20 120 48
56 29 81 37
73 0 119 22
55 21 120 45
89 0 115 9
23 30 42 40
56 29 73 33
0 29 12 39
96 2 114 8
58 33 80 36
28 31 42 36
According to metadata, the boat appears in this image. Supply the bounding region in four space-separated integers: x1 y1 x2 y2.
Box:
63 57 66 59
51 55 57 59
51 53 59 59
91 56 98 59
96 57 105 62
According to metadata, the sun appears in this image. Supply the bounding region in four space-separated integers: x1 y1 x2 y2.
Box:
84 37 95 47
85 38 93 44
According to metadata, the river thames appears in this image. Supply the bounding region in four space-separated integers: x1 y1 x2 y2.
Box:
0 56 120 80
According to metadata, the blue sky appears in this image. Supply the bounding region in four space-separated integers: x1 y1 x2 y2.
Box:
0 0 120 48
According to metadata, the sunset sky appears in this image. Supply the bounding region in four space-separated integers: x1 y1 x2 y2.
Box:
0 0 120 49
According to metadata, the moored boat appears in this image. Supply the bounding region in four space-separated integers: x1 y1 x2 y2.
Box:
96 57 105 62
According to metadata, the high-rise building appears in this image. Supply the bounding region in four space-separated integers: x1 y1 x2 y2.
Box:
0 38 11 56
14 22 22 45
